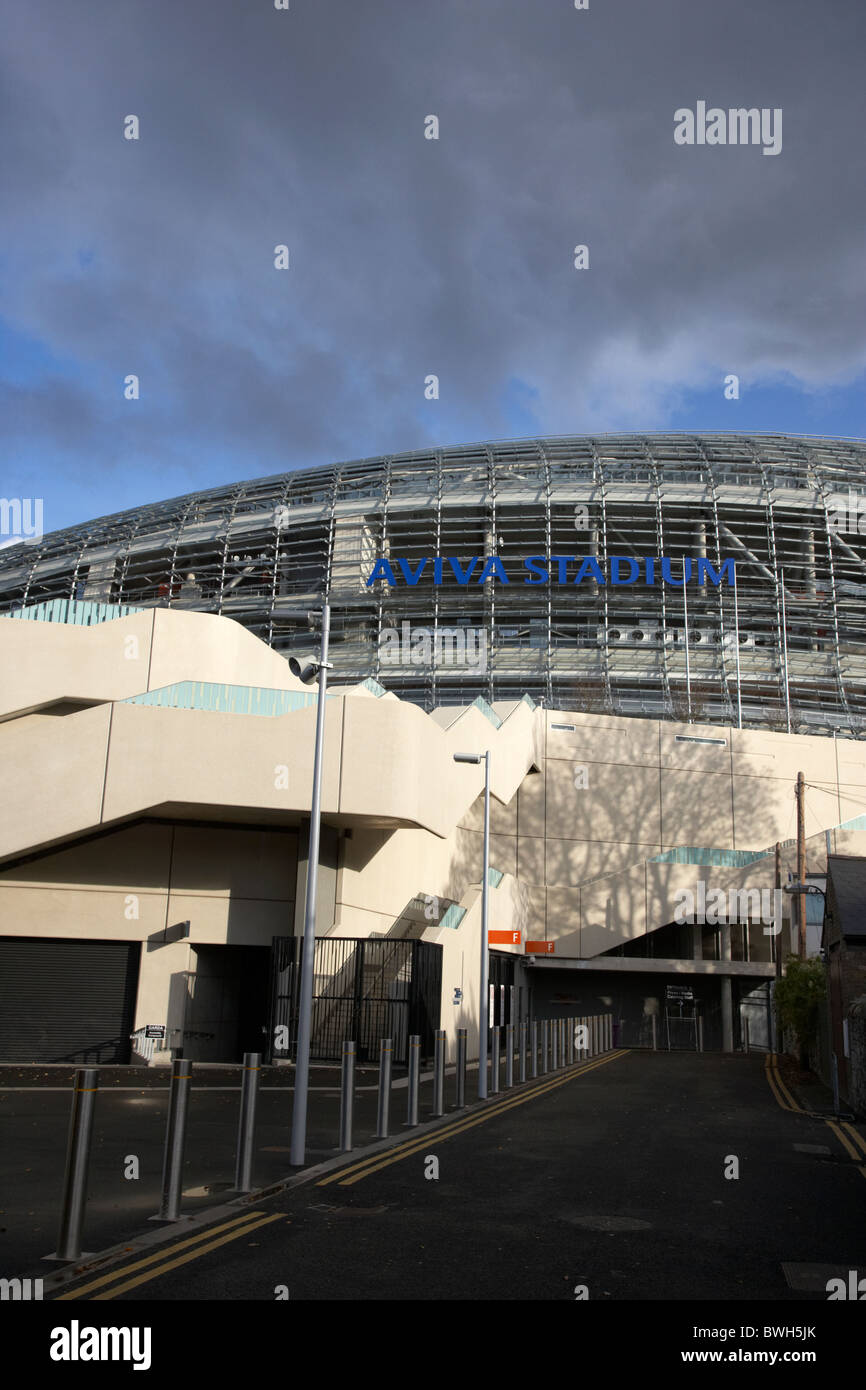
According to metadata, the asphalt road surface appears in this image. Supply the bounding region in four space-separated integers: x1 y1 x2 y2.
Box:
40 1050 866 1303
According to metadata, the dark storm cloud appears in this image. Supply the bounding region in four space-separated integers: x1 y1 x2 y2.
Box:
1 0 865 517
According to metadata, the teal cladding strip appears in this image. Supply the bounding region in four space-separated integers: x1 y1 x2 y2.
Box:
124 681 322 716
9 598 144 625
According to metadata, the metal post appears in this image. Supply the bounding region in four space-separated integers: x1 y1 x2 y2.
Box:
519 1020 527 1082
698 1015 704 1053
567 1017 574 1065
831 1052 840 1116
433 1029 446 1117
339 1041 355 1152
733 565 742 730
552 1018 559 1069
651 1014 657 1051
54 1067 99 1260
456 1028 467 1109
541 1020 549 1074
290 602 331 1167
683 568 691 721
796 770 807 960
480 752 491 1098
407 1034 420 1127
531 1020 538 1078
744 1017 750 1055
491 1025 500 1094
780 569 791 735
376 1037 392 1138
157 1058 192 1221
234 1051 261 1193
505 1024 514 1088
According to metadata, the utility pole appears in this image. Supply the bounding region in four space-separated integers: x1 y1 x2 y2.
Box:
796 771 807 960
774 840 783 979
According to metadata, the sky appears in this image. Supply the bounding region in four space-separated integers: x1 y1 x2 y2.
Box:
2 0 865 536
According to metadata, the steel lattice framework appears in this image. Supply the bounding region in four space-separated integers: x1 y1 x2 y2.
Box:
3 433 865 735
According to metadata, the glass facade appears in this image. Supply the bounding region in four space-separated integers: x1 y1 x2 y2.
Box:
2 432 865 735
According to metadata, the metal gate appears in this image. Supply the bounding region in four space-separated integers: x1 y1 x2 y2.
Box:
268 936 442 1065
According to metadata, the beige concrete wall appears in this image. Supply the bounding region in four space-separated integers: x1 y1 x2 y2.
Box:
4 608 866 1063
516 710 866 948
0 608 309 720
0 822 297 1059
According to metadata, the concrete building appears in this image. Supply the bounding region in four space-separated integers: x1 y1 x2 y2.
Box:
2 596 866 1066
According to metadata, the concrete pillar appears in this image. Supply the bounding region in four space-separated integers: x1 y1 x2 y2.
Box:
720 923 733 1052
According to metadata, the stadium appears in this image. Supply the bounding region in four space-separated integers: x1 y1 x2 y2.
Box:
1 433 865 1079
2 432 865 735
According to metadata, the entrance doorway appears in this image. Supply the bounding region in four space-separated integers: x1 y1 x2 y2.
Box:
182 946 270 1062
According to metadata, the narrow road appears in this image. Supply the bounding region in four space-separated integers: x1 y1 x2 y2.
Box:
49 1051 866 1302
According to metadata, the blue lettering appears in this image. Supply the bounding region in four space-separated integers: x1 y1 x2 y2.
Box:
478 556 509 584
610 557 639 585
523 556 549 584
397 557 428 585
366 559 396 587
573 557 606 584
449 557 480 585
697 557 735 586
661 557 693 586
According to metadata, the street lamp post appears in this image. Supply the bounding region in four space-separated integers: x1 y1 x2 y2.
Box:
289 603 332 1167
454 750 491 1099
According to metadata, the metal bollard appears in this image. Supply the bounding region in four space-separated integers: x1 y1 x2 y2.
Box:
456 1028 467 1109
531 1020 538 1078
432 1029 446 1117
551 1018 559 1069
519 1020 527 1083
234 1051 262 1193
561 1019 567 1063
53 1067 99 1260
698 1016 704 1053
567 1017 575 1065
831 1052 840 1115
651 1014 658 1051
156 1058 192 1221
407 1034 420 1126
339 1041 355 1152
505 1024 514 1088
491 1025 501 1094
541 1020 550 1074
376 1037 392 1138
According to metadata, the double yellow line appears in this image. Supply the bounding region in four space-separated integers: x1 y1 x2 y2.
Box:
54 1211 284 1302
764 1053 866 1178
56 1049 629 1298
317 1049 630 1188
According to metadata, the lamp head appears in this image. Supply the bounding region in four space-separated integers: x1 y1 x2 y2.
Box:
289 656 319 685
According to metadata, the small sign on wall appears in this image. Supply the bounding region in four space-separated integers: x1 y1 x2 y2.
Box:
144 1025 166 1040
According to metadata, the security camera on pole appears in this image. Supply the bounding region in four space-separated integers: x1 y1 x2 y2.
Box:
453 749 491 1099
288 603 332 1167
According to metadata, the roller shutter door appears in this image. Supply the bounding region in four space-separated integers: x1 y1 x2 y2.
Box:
0 937 140 1063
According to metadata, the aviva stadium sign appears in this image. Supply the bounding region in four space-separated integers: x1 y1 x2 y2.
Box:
366 556 736 587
